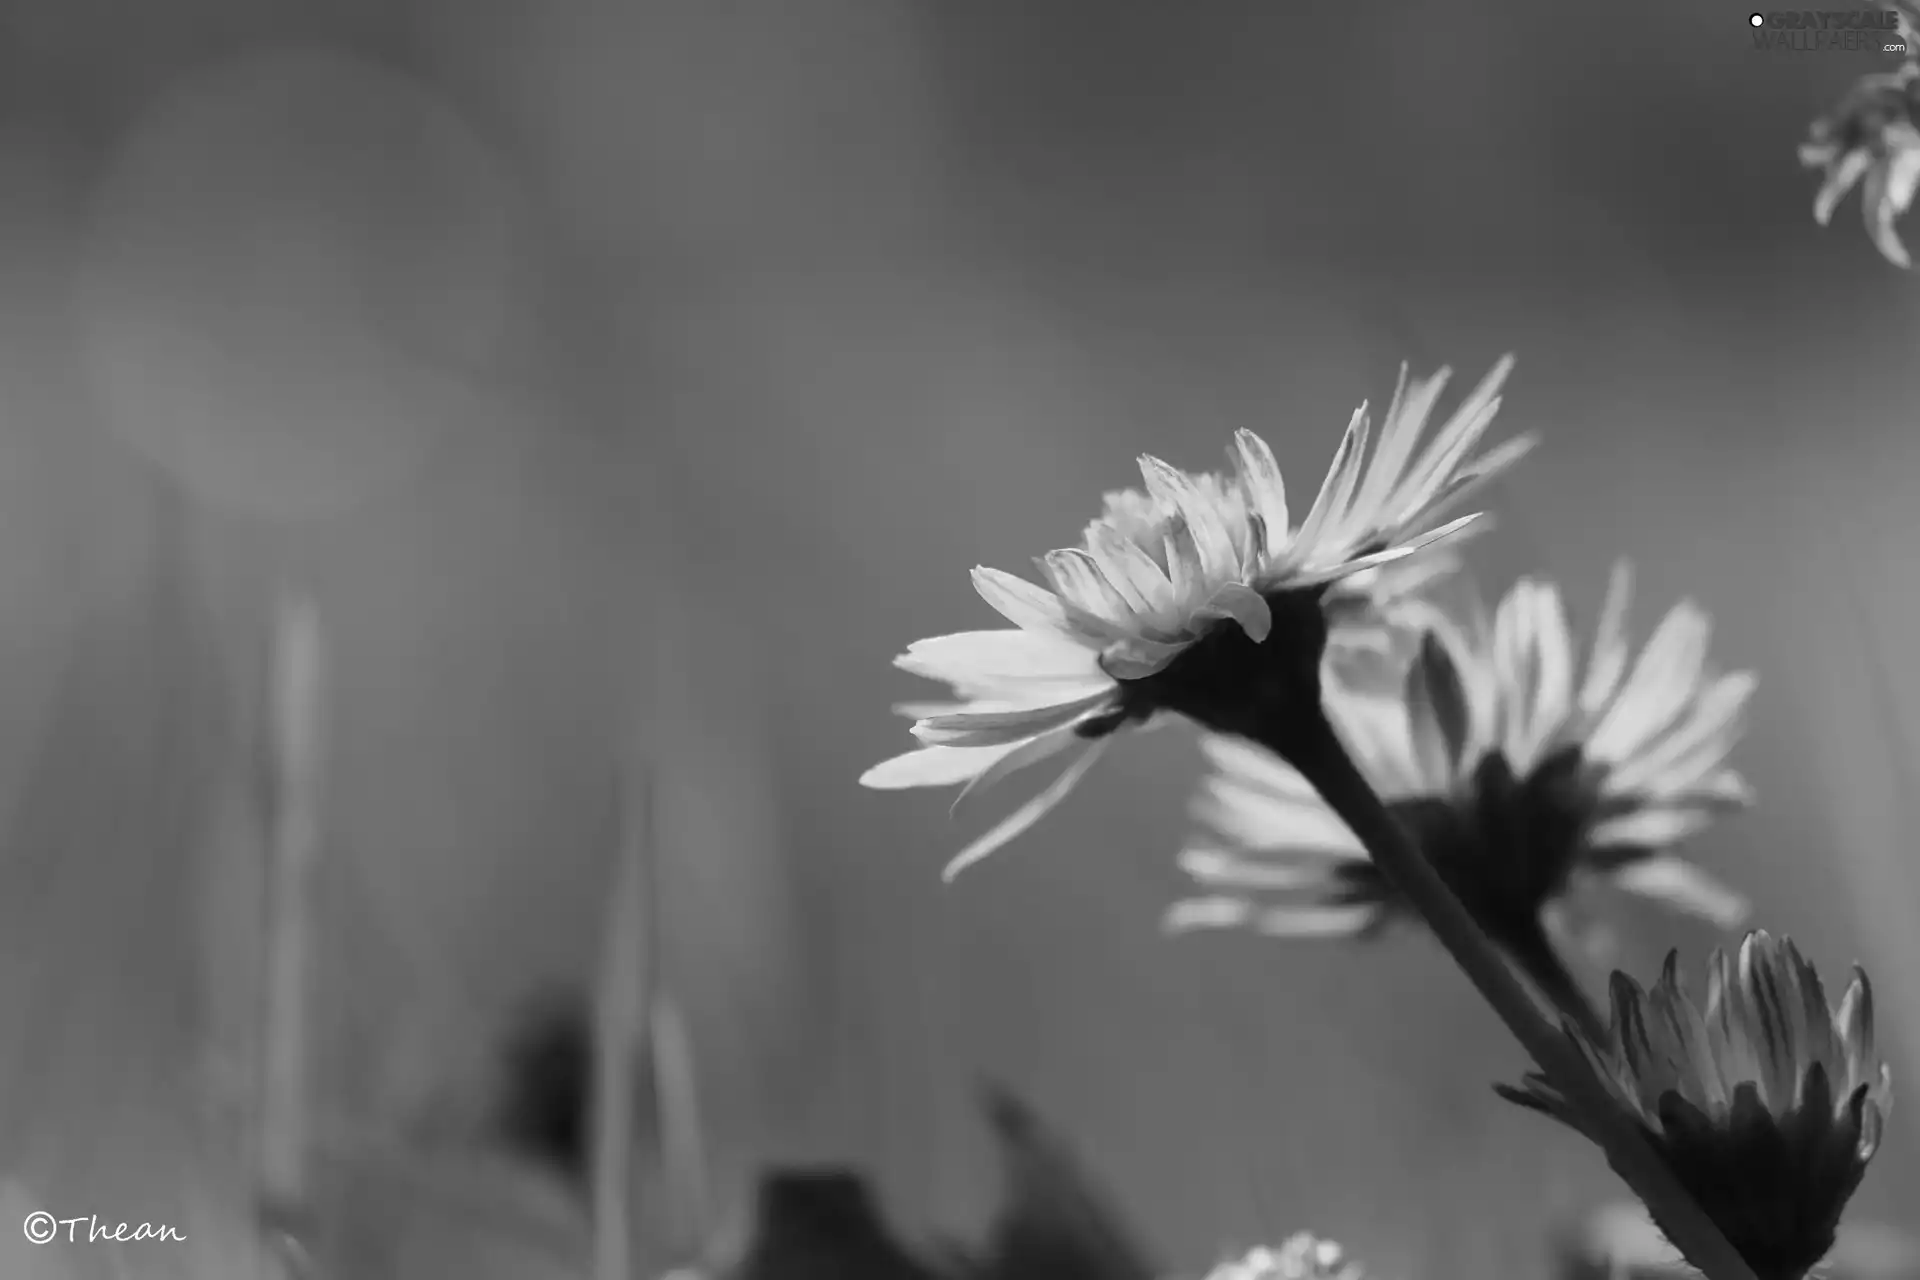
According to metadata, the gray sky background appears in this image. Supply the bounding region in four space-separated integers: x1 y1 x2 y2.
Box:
0 3 1911 1278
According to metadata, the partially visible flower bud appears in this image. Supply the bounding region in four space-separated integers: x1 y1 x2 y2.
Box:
1501 933 1893 1280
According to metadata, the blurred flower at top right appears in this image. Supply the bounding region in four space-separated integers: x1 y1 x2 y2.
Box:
1800 59 1920 267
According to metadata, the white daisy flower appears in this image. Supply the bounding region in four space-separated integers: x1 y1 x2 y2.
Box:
861 358 1534 879
1801 60 1920 268
1168 562 1757 955
1500 932 1892 1280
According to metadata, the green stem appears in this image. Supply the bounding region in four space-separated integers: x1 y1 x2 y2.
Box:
1273 707 1756 1280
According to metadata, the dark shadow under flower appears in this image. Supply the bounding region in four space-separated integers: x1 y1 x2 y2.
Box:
1168 563 1756 965
1497 932 1893 1280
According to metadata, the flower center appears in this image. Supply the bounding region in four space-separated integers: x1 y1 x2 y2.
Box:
1078 585 1334 744
1337 747 1607 956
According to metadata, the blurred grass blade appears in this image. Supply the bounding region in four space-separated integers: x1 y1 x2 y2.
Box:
593 762 654 1280
734 1169 945 1280
976 1084 1159 1280
257 592 326 1272
651 991 712 1260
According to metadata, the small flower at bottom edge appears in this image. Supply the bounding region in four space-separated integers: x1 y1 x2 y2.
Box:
1496 931 1893 1280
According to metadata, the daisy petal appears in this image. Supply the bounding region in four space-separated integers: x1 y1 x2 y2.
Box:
1837 968 1877 1085
1405 632 1470 778
1611 856 1752 930
1589 805 1714 851
1191 785 1364 854
1163 898 1379 938
912 689 1116 747
1163 524 1205 604
1523 583 1576 761
1138 455 1239 582
1350 363 1444 522
951 722 1081 813
1101 635 1191 680
1249 903 1381 937
1864 127 1920 268
896 629 1107 688
1543 898 1621 969
1388 354 1515 522
1297 406 1373 553
1406 433 1538 530
1689 772 1757 808
893 702 965 720
1606 670 1757 794
1294 513 1483 586
1816 147 1874 225
1086 523 1168 614
1194 582 1273 642
1801 139 1840 170
1231 429 1290 555
861 742 1027 790
1040 549 1132 621
970 566 1098 641
1586 603 1711 761
941 739 1111 880
1177 845 1358 890
1199 734 1319 799
1579 560 1635 715
1164 897 1258 932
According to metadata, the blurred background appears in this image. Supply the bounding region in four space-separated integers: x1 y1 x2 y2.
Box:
0 0 1913 1277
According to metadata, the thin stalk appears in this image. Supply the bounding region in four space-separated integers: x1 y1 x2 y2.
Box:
650 994 713 1262
592 764 655 1280
257 593 326 1277
1276 706 1756 1280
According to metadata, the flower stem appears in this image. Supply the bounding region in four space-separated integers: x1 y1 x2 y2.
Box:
1272 706 1757 1280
